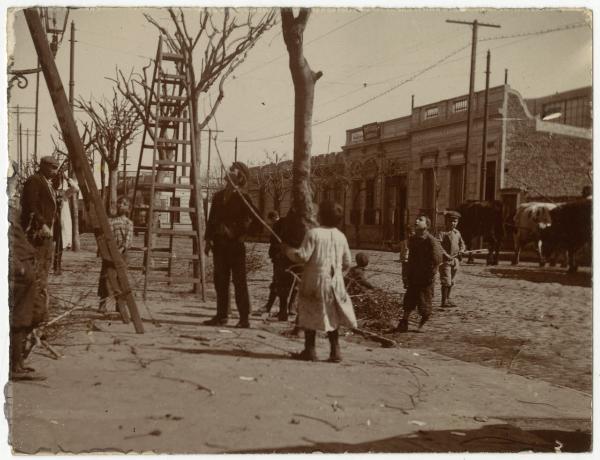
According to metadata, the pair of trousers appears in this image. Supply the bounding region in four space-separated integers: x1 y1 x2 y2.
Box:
213 239 250 321
34 238 53 312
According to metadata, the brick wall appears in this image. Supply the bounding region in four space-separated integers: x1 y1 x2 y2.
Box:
503 90 592 201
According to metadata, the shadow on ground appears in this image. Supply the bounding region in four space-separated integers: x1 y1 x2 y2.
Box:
231 423 591 453
488 267 592 288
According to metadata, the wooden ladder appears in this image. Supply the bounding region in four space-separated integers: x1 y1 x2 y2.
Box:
130 36 206 300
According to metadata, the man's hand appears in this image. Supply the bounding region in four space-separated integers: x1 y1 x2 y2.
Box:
204 240 213 256
40 224 52 238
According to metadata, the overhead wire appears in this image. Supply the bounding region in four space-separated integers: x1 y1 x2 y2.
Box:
222 20 589 144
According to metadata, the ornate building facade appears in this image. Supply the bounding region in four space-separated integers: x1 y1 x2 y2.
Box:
249 84 592 249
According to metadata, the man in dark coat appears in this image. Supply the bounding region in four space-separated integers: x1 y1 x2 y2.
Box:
8 168 47 381
203 161 257 328
396 214 443 332
20 155 59 313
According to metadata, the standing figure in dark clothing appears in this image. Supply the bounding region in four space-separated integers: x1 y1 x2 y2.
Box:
203 161 256 328
261 211 281 314
8 168 47 381
396 215 443 333
21 155 60 312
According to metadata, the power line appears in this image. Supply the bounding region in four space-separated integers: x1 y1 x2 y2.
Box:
227 43 470 143
226 21 588 144
235 12 373 79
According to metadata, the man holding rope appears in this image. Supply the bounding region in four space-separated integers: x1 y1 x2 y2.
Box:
203 161 257 328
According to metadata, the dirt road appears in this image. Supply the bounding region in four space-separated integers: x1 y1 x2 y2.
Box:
5 237 592 453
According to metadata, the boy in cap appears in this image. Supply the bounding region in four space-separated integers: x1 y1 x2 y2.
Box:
204 161 258 328
21 155 60 311
396 214 443 332
438 210 466 308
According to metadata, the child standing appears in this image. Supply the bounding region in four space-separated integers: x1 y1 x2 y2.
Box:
284 201 357 362
438 210 465 308
396 214 443 332
98 196 133 314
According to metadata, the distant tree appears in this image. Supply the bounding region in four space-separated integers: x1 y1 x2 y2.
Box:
112 8 276 284
77 91 142 214
281 8 322 246
253 151 292 215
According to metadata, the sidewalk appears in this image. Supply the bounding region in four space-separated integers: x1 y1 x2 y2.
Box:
7 294 592 454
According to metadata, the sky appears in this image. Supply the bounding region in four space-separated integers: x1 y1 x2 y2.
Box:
5 5 592 176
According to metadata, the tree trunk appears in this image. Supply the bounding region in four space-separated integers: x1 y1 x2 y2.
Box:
281 8 322 246
70 190 80 251
100 157 106 205
108 166 119 216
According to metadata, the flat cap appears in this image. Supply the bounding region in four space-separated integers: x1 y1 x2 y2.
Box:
444 210 461 219
40 156 59 168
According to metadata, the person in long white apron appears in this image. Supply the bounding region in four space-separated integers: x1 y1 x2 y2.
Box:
284 200 357 363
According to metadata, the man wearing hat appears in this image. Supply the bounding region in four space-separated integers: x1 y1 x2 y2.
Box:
21 155 60 311
438 210 466 308
203 161 258 328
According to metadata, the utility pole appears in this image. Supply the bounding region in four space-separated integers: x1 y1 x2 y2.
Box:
205 129 212 220
18 123 23 172
16 105 21 171
446 19 500 201
480 50 491 201
234 136 238 162
34 59 40 163
504 68 508 85
122 146 128 196
69 20 81 251
26 128 30 164
411 94 415 110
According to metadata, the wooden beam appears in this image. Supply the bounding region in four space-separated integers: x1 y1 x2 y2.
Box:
24 8 144 333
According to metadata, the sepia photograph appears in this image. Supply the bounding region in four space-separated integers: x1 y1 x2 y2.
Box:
2 0 595 455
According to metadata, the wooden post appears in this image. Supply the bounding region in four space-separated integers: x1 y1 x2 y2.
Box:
24 8 144 333
480 50 491 201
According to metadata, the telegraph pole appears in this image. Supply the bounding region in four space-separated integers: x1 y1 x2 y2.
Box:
480 50 491 201
16 105 21 170
18 123 23 172
446 19 500 201
69 20 81 251
205 129 212 220
234 136 238 162
122 146 128 196
504 68 508 84
34 59 40 163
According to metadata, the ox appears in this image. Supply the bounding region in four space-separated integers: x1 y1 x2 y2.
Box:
456 200 505 265
540 198 592 273
511 202 558 266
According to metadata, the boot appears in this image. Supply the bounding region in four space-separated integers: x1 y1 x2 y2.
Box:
395 311 410 333
441 286 448 308
446 286 456 308
292 329 317 361
277 295 288 321
327 329 341 363
418 313 431 329
263 288 277 313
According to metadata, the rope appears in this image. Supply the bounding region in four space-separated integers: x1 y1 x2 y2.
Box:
210 137 283 244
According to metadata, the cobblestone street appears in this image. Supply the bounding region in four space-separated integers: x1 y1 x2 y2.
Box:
343 249 593 394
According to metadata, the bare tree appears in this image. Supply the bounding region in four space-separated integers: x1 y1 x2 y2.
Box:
77 91 142 214
51 122 96 171
281 8 322 246
113 8 276 185
253 151 292 214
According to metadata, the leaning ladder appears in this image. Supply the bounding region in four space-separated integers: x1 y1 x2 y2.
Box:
130 36 206 300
